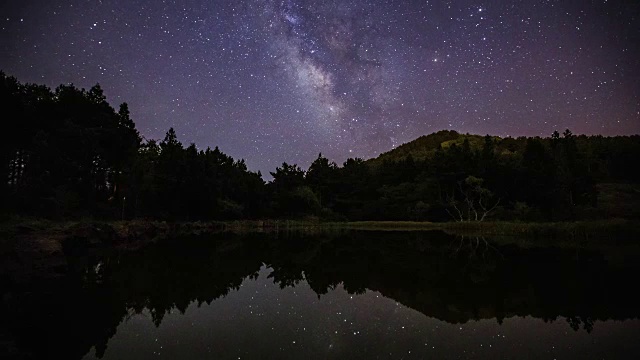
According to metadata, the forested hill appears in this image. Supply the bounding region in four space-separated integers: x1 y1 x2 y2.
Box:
3 72 640 222
368 130 462 165
369 130 640 175
369 131 490 166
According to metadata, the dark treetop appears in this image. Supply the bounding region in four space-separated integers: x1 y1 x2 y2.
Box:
2 72 640 221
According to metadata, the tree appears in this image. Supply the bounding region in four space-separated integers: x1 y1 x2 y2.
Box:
305 153 338 207
154 128 185 218
269 163 307 216
270 162 305 192
481 135 495 163
118 103 136 130
446 176 500 222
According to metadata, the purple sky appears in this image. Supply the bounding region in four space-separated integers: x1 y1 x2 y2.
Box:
2 0 638 174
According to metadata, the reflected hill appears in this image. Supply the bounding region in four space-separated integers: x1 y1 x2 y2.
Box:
267 231 640 328
2 230 640 359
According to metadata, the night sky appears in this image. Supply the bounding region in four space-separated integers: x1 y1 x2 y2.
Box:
1 1 639 175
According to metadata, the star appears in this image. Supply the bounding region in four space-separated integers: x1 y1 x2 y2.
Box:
0 0 637 175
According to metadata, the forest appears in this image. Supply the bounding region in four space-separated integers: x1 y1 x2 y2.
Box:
2 72 640 222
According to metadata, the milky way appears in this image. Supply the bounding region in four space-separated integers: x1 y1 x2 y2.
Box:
1 0 638 175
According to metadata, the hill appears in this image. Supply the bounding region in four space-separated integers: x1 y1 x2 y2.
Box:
3 71 640 222
368 130 516 167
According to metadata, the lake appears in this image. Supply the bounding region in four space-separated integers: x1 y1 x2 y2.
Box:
3 230 640 359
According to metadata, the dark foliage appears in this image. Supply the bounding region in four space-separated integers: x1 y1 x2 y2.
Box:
2 72 639 221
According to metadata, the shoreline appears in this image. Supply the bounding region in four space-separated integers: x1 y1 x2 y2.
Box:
3 216 639 233
1 217 638 288
1 217 638 248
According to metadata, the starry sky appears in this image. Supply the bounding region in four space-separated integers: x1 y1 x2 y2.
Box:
1 0 639 175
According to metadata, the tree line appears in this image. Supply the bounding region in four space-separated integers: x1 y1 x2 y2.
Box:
2 72 639 221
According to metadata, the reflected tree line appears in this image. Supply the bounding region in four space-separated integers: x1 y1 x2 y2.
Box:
4 231 640 359
3 73 640 221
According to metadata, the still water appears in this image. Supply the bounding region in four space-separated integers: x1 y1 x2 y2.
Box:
4 230 640 359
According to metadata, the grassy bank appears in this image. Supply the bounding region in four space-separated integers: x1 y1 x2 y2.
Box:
0 218 337 256
3 216 639 233
334 218 639 238
1 217 638 285
2 217 638 248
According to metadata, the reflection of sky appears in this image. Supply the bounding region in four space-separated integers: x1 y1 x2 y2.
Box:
82 266 640 360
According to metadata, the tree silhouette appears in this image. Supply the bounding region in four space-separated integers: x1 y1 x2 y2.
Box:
1 72 637 221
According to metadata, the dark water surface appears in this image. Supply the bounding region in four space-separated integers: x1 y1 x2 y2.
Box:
3 230 640 359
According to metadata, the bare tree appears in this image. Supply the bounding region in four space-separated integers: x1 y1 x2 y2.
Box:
446 176 501 222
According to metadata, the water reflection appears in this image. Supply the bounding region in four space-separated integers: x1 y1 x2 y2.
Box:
2 230 640 359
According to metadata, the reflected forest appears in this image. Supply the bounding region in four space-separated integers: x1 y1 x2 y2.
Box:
3 72 640 222
6 230 640 359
